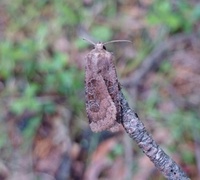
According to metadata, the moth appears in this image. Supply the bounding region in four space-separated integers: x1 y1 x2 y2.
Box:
84 39 131 132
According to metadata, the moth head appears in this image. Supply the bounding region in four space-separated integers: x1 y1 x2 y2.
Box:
95 42 106 50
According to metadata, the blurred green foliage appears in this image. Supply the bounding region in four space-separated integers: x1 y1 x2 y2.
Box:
147 0 200 33
139 0 200 164
109 144 124 160
144 1 200 154
0 0 85 145
0 0 199 178
91 26 113 42
0 124 8 149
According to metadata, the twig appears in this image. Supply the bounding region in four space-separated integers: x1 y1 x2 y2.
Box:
120 91 190 180
193 131 200 178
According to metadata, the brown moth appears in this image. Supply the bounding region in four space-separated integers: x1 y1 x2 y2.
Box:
84 39 131 132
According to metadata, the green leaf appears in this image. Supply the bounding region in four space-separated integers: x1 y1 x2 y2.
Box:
10 97 41 115
74 38 89 50
22 117 41 139
91 26 113 42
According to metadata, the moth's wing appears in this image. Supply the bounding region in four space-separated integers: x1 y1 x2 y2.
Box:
85 73 117 132
97 55 122 124
109 122 122 132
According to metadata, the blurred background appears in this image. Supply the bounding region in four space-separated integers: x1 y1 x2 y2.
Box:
0 0 200 179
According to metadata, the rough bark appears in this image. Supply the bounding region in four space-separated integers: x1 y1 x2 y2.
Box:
120 91 190 180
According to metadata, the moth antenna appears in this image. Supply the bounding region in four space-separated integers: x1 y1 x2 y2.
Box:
103 40 132 45
82 38 96 46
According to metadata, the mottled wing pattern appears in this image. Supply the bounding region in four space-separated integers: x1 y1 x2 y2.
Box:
85 47 122 132
98 54 122 124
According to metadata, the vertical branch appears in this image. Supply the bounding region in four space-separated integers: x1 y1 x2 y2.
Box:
120 91 190 180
